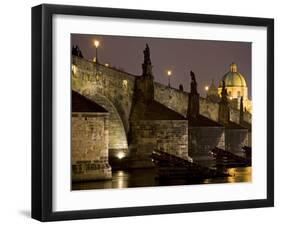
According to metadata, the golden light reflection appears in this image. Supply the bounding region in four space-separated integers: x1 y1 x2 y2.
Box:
226 167 252 183
116 170 128 189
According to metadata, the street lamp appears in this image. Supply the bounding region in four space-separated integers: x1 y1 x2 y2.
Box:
167 70 172 87
205 86 209 91
93 40 100 63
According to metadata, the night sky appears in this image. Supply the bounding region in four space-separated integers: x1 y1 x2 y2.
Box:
71 34 252 98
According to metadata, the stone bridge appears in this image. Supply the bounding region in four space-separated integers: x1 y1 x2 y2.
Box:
71 55 251 160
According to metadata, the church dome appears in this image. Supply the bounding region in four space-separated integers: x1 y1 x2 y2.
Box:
219 63 247 87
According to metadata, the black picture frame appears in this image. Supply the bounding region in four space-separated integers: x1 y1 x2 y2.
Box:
32 4 274 222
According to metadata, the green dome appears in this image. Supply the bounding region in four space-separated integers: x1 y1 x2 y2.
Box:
219 63 247 87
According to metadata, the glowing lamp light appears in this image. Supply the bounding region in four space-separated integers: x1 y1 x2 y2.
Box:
94 40 100 48
167 70 172 76
205 86 209 91
105 63 109 67
117 151 125 159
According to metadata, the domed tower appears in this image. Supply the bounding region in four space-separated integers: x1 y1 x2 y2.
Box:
218 63 251 111
218 63 248 100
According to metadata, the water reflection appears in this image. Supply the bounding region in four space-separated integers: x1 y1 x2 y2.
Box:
72 167 252 190
203 167 252 184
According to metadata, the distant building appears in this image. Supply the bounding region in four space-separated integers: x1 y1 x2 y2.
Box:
206 79 220 102
206 63 252 113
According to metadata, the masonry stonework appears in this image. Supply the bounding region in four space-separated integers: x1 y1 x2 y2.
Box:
129 120 189 168
72 113 111 181
225 128 248 156
71 55 252 172
72 56 251 126
189 127 225 166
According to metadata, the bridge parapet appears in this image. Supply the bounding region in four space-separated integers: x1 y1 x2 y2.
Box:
154 83 188 116
72 56 251 126
72 56 136 133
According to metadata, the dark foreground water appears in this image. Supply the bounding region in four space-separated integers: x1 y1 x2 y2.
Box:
72 167 252 190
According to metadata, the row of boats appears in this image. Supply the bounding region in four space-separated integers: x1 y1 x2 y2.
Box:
151 147 251 180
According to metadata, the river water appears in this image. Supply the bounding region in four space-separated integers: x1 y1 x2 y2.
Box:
72 167 252 190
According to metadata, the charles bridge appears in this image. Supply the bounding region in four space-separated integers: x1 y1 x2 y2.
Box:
71 44 251 180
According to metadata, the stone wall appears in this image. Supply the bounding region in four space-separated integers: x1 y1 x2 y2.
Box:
72 112 111 181
154 83 188 116
199 97 219 122
129 120 188 168
225 128 248 156
72 56 136 133
72 56 252 170
72 56 251 128
188 127 224 167
72 56 133 160
154 82 251 125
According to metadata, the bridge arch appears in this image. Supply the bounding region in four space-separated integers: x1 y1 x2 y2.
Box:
74 87 128 159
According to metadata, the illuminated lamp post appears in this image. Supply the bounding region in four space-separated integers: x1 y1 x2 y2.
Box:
167 70 172 87
93 40 100 63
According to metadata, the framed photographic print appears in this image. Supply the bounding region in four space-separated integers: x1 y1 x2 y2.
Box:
32 4 274 221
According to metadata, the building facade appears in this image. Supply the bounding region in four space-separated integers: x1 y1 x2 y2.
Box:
207 63 252 113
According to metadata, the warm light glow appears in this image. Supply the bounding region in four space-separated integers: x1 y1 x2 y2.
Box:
117 151 125 159
105 63 109 67
94 40 100 48
122 80 128 89
205 86 209 91
71 64 77 74
93 57 96 62
167 70 172 76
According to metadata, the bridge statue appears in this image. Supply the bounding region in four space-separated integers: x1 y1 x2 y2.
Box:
190 70 198 94
218 80 230 125
220 80 228 104
143 44 151 64
142 44 153 77
188 70 199 118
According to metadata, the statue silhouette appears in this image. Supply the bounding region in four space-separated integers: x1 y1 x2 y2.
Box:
190 70 198 94
220 80 228 103
143 44 151 65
